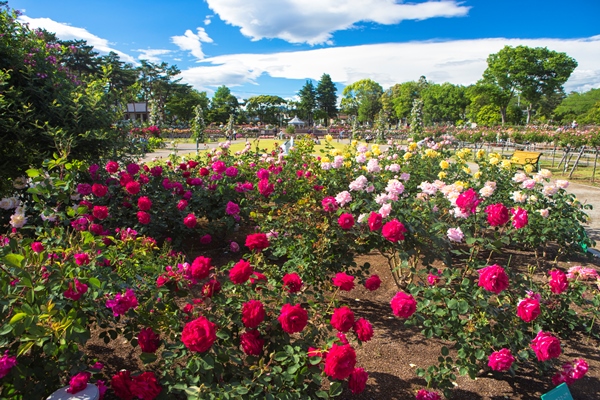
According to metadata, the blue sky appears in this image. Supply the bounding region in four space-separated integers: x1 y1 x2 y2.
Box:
10 0 600 100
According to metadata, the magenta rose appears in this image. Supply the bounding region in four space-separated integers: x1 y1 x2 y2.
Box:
415 389 442 400
245 233 270 251
531 330 561 362
258 179 274 197
456 188 481 214
330 306 355 333
282 273 303 293
91 183 108 197
549 269 568 294
477 264 509 294
125 180 141 195
64 278 88 301
183 213 197 228
324 344 356 380
332 272 355 291
348 367 368 394
202 279 221 297
488 348 515 372
381 219 407 242
92 205 109 220
66 371 90 394
30 242 44 253
105 161 119 173
138 327 160 353
353 318 374 342
390 291 417 319
278 303 308 334
516 298 541 323
338 213 355 230
137 211 151 225
137 196 152 211
322 196 338 212
240 330 264 356
106 288 138 317
511 207 528 229
131 371 162 400
181 316 217 353
242 300 265 329
368 212 383 231
229 259 253 284
364 275 381 291
74 252 90 266
199 234 212 244
485 203 510 226
225 201 240 215
111 370 134 400
190 256 212 281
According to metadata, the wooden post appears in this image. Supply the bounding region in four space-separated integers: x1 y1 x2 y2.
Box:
592 148 599 183
569 146 586 178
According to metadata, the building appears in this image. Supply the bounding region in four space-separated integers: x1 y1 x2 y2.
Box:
125 102 149 122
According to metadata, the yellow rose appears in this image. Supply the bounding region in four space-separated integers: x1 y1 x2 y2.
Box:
403 152 413 161
474 171 482 179
321 156 330 163
361 165 368 171
351 140 358 147
408 142 418 151
500 160 512 169
489 157 499 165
344 161 352 168
463 167 471 174
365 151 372 158
438 171 447 179
325 134 333 142
476 149 486 159
524 164 534 174
373 148 381 156
439 160 450 170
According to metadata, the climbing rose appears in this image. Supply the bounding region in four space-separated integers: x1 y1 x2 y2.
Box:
332 272 355 291
516 298 541 323
229 259 253 284
485 203 510 226
324 344 356 380
282 273 303 293
338 213 355 230
381 219 407 242
390 291 417 319
364 275 381 291
241 300 265 328
549 269 568 294
181 316 217 353
511 207 528 229
477 264 509 294
278 303 308 334
531 331 561 362
488 348 515 372
240 330 264 356
348 367 368 394
138 327 160 353
330 306 355 333
367 212 382 231
245 233 270 251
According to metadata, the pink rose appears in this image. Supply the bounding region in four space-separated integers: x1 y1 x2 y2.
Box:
367 212 383 231
364 275 381 291
531 331 561 362
181 316 217 353
225 201 240 215
415 389 442 400
338 213 355 230
485 203 510 226
137 211 151 224
488 348 515 372
332 272 355 291
137 196 152 211
511 207 528 229
64 278 88 301
241 300 265 329
516 298 541 323
31 241 44 253
278 303 308 334
353 318 373 342
321 196 338 212
390 291 417 319
245 233 270 251
330 306 355 333
381 219 407 242
67 371 90 394
183 213 197 228
477 264 509 294
549 269 568 294
190 256 212 281
456 188 481 214
324 344 356 380
348 367 368 394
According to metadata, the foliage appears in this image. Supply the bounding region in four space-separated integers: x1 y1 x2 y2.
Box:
341 79 383 123
316 74 338 126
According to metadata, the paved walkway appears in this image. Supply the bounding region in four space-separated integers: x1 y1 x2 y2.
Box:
140 140 600 252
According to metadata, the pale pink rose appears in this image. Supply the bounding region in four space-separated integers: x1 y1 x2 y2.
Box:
400 173 411 181
511 191 528 203
375 193 390 205
365 185 375 193
512 172 528 183
335 191 353 207
349 175 368 191
387 163 401 172
419 182 438 196
555 180 569 189
447 227 464 242
379 203 392 218
538 209 549 218
543 185 559 196
366 159 380 173
479 185 495 198
539 169 552 179
355 154 367 163
521 179 536 189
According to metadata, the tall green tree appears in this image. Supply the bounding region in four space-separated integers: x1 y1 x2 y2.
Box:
421 82 469 125
137 60 182 124
208 85 239 125
554 88 600 123
482 45 577 124
165 86 209 125
245 95 286 125
297 80 316 125
316 73 338 126
341 79 383 123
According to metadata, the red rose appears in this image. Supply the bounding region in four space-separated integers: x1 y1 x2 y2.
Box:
258 179 274 197
138 327 160 353
67 371 90 394
199 167 209 176
137 211 151 225
190 256 212 281
137 196 152 211
229 259 253 284
240 330 264 356
183 213 197 228
516 298 541 323
416 389 442 400
111 370 134 400
125 181 140 195
199 234 212 244
126 163 140 175
278 303 308 334
367 212 382 231
332 272 355 291
531 330 561 361
245 233 270 251
91 183 108 197
338 213 355 230
64 278 88 301
330 306 355 333
477 264 509 294
353 318 373 342
74 253 90 266
487 348 515 372
390 291 417 319
202 279 221 297
92 206 108 220
549 269 568 294
511 207 528 229
31 242 44 253
131 371 162 400
485 203 510 226
456 188 481 214
324 344 356 380
177 199 188 211
105 161 119 173
381 219 407 242
348 367 368 394
282 273 303 293
181 316 217 353
364 275 381 291
241 300 265 328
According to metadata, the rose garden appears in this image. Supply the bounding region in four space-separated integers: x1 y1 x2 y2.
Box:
2 3 600 399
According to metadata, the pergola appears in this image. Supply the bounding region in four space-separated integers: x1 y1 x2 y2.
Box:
287 116 305 128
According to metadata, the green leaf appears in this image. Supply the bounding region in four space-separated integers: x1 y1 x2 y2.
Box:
475 349 485 360
3 254 24 269
315 391 329 399
441 346 449 356
9 313 27 324
140 352 157 364
274 351 288 361
26 169 41 178
88 278 101 288
329 381 343 397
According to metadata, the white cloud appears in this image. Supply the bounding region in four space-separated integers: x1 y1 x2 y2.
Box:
206 0 470 45
204 15 213 25
18 15 137 64
171 27 213 60
136 49 172 63
180 36 600 94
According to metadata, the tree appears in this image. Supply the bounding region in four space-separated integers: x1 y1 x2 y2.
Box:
482 45 577 124
191 105 206 151
382 81 422 125
165 86 209 125
316 73 338 126
297 80 316 125
245 95 286 125
554 88 600 123
137 60 182 125
341 79 383 123
208 85 239 125
421 82 469 125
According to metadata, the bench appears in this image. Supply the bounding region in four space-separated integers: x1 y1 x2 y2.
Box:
506 150 542 171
